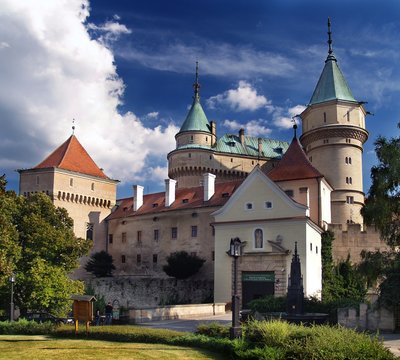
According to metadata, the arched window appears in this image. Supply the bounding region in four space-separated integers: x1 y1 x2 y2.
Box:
254 228 263 249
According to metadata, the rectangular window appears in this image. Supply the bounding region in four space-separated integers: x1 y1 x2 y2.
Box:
137 230 142 246
171 227 177 239
70 178 73 187
108 234 113 244
316 246 319 254
153 254 158 263
284 190 294 198
191 225 198 237
122 232 127 243
36 176 40 185
121 255 126 263
86 223 94 241
265 201 272 209
346 196 354 204
212 251 215 261
137 254 141 264
154 229 159 241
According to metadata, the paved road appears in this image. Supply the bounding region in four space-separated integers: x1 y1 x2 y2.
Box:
138 312 400 357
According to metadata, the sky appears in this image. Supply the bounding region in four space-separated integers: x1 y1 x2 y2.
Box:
1 0 400 199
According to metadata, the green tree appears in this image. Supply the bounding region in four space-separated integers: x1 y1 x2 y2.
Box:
85 251 115 277
359 124 400 307
163 251 205 279
0 188 91 316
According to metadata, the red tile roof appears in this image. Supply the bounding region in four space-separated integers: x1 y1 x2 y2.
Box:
107 179 243 220
34 135 109 179
267 137 323 181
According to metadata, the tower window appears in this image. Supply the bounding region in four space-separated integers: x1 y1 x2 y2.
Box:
310 243 313 251
346 177 353 184
122 232 127 243
209 155 212 160
323 139 329 144
347 111 350 122
121 255 126 263
206 136 208 142
171 227 177 239
316 246 319 254
70 178 73 187
349 157 352 164
212 251 215 261
154 229 159 241
346 196 354 204
108 234 113 244
191 225 198 237
188 153 191 158
137 254 141 264
137 230 142 246
323 112 327 123
153 254 158 263
86 223 94 241
91 183 95 191
346 138 351 143
231 158 233 162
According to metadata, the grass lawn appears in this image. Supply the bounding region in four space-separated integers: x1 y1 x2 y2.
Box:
0 335 226 360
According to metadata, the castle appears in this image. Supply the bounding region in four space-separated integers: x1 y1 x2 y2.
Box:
19 21 385 306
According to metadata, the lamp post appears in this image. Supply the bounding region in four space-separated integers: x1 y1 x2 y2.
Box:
9 272 15 322
227 237 242 339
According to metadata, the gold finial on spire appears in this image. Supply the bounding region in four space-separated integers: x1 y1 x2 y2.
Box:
193 61 200 101
72 118 75 135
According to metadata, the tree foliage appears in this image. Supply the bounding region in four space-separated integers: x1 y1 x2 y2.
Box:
321 231 366 303
85 251 115 277
359 125 400 307
0 184 91 316
163 251 205 279
361 123 400 247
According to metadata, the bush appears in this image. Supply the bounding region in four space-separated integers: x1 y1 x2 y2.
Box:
0 319 56 335
196 322 230 338
163 251 205 279
243 320 395 360
247 295 286 313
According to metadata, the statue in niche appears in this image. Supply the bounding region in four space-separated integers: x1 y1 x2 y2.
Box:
254 228 263 249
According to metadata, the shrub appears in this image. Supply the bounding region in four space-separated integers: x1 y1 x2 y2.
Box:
247 295 286 313
163 251 205 279
196 322 230 338
0 319 56 335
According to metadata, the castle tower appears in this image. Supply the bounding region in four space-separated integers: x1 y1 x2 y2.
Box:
168 62 217 188
300 19 368 226
18 134 118 256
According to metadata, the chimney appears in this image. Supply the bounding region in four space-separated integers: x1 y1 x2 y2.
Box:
133 185 144 211
258 137 262 156
165 178 177 207
203 173 216 201
239 128 245 145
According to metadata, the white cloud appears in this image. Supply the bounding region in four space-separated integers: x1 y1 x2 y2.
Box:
118 39 295 78
207 81 270 111
272 105 306 129
0 42 10 49
0 0 176 185
223 119 272 137
146 111 159 119
87 19 131 45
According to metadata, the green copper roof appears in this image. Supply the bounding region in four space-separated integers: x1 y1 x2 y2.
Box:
178 62 212 134
175 134 288 158
309 57 356 105
309 18 357 105
179 98 211 133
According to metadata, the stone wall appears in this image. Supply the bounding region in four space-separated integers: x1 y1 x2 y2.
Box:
87 276 213 309
338 303 395 332
329 224 388 263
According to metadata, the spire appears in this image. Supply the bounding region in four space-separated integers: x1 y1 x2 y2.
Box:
193 61 200 101
178 62 211 134
308 19 356 105
326 17 336 63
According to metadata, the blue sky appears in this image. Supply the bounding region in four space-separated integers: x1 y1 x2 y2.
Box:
1 0 399 198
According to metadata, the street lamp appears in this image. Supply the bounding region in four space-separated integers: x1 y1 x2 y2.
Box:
227 237 242 339
9 272 15 322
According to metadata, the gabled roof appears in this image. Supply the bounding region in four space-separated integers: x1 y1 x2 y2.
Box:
107 179 243 220
34 135 109 179
267 136 323 181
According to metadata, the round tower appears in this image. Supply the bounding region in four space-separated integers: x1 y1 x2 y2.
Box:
168 62 217 188
300 19 368 226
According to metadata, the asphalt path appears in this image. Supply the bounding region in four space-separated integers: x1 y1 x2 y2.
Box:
138 312 400 357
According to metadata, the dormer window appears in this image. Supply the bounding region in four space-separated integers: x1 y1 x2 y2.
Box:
152 203 158 208
285 190 294 198
182 198 189 204
222 192 230 198
265 201 273 209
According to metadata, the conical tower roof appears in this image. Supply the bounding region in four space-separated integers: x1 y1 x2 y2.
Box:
178 62 211 134
268 127 323 181
309 19 357 105
34 135 109 179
